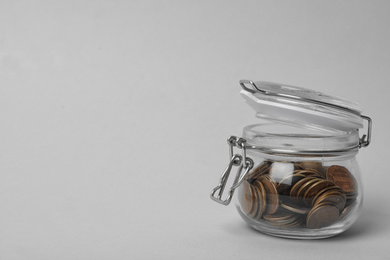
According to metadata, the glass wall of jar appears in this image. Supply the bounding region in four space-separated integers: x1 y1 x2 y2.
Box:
235 122 363 239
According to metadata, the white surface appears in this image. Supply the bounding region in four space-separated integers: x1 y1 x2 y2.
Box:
0 1 390 259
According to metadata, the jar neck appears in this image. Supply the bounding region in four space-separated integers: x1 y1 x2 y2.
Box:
242 122 360 156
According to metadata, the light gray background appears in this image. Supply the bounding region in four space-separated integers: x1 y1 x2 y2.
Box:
1 1 389 259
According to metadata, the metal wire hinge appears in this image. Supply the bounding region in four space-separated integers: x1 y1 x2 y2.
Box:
210 136 253 206
359 115 372 148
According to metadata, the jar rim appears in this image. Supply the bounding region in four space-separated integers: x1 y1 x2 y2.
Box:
243 122 360 155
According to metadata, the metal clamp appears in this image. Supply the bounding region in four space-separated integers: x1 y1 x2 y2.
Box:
210 137 254 206
359 115 372 148
239 79 266 94
227 136 250 167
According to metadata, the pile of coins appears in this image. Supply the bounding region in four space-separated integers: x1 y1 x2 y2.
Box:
240 160 358 229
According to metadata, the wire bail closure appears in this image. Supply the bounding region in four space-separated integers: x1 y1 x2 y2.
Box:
210 136 254 206
359 115 372 148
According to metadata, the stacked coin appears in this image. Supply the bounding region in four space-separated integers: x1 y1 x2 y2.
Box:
241 160 358 229
325 165 358 206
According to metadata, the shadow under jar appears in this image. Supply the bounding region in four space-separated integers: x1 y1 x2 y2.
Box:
211 80 372 239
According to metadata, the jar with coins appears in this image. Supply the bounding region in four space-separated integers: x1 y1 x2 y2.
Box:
210 80 372 239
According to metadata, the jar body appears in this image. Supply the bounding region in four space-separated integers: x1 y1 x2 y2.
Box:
236 151 362 239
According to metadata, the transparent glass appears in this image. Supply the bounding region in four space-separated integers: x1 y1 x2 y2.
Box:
235 123 363 239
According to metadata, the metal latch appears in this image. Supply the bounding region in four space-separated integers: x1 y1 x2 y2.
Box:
359 115 372 148
210 136 253 206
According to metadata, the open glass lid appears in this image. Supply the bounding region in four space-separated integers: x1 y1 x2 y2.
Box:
240 79 366 132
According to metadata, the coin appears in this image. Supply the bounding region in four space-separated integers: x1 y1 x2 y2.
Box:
280 201 310 214
241 160 358 230
265 211 301 226
282 219 304 228
326 165 357 194
311 185 343 206
346 191 358 200
296 178 321 199
259 176 279 215
248 183 260 218
263 210 296 222
252 179 267 218
314 190 346 211
306 202 340 229
294 169 324 178
303 179 335 206
294 162 304 170
340 201 357 219
241 181 254 215
290 176 318 198
267 218 299 227
345 197 357 208
298 161 325 177
278 173 306 187
259 173 275 183
277 173 306 196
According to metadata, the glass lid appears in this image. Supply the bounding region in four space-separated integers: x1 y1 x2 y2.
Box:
239 80 364 132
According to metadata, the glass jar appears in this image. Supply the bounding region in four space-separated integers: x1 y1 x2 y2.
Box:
211 80 372 239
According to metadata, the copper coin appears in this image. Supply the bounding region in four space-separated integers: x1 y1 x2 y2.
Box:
278 173 306 187
340 201 357 219
306 203 340 229
290 176 318 198
345 197 357 208
267 218 299 227
282 219 304 228
258 181 268 218
303 180 335 205
294 169 324 178
241 181 254 215
296 178 322 199
265 213 300 225
346 191 358 199
280 202 310 214
252 180 267 218
282 215 305 228
277 173 306 196
294 162 304 170
326 165 357 194
298 161 325 176
263 211 295 222
248 183 260 218
311 185 343 206
260 177 279 215
314 191 346 211
259 173 275 183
